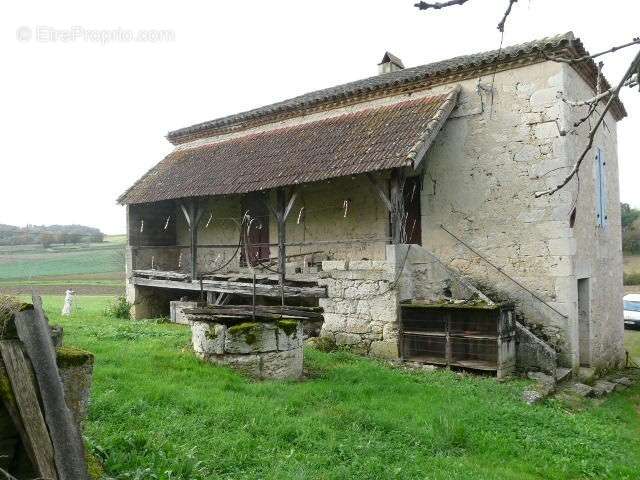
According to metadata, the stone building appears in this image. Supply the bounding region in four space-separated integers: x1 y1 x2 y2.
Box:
119 33 626 372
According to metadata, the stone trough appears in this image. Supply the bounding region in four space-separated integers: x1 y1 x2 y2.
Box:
188 313 304 380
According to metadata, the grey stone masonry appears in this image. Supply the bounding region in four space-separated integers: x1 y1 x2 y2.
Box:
191 319 303 379
317 256 399 358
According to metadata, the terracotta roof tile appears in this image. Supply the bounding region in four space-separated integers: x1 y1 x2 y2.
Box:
119 90 457 204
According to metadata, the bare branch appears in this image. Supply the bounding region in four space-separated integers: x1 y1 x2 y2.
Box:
543 37 640 64
497 0 517 33
535 49 640 198
414 0 472 10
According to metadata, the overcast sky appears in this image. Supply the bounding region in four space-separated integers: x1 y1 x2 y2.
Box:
2 0 639 235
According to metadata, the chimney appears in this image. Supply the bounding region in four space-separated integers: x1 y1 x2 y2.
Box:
378 52 404 74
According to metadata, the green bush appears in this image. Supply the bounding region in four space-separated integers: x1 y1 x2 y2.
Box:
103 295 131 319
623 272 640 285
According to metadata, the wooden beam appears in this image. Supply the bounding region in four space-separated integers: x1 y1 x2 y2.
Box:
131 276 327 298
366 173 393 212
0 341 58 480
179 203 191 228
282 188 299 222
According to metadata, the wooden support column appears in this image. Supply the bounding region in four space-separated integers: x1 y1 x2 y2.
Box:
367 170 406 244
390 169 406 245
276 188 287 306
180 199 203 280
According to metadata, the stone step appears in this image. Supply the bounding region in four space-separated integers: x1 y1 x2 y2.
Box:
555 367 572 383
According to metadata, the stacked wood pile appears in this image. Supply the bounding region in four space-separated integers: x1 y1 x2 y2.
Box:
0 295 93 480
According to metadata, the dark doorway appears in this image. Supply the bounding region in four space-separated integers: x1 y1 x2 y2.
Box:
403 176 422 245
242 193 270 266
577 278 591 366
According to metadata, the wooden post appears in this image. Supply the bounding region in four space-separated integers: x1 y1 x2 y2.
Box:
189 201 198 280
181 200 202 280
276 188 287 307
390 169 406 244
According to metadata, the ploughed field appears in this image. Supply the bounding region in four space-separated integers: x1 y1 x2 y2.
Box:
0 236 125 295
44 296 640 480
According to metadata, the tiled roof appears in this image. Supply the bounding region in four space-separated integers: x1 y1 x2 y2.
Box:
166 32 624 144
118 89 458 204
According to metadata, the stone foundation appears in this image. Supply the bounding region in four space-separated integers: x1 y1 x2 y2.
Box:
191 319 303 379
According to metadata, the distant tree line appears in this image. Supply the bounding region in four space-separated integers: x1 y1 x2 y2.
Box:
0 224 104 247
621 203 640 254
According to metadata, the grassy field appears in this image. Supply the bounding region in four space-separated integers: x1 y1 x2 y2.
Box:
37 295 640 480
0 236 125 295
624 254 640 292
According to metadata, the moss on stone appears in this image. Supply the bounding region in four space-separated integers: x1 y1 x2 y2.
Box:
0 296 32 339
277 319 299 336
228 322 259 345
204 328 219 340
56 346 95 368
403 300 499 310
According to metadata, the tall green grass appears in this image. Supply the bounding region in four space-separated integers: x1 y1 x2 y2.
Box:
41 296 640 480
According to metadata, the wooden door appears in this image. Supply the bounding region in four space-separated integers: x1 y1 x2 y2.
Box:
242 193 270 266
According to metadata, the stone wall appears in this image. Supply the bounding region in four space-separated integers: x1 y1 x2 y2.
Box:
317 258 400 359
415 61 623 369
563 66 625 369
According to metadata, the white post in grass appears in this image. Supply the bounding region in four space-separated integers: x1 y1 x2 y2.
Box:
62 289 74 316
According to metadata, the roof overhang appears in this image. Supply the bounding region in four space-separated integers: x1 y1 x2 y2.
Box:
118 87 460 205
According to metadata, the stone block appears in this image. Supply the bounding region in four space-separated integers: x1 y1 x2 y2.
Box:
592 380 616 397
345 316 372 334
534 122 559 140
570 382 594 397
530 88 558 111
225 322 277 354
214 353 261 377
260 348 303 379
349 260 373 270
369 341 399 360
522 389 544 405
335 333 361 346
383 322 400 340
513 144 540 163
276 320 303 351
322 313 347 332
612 377 633 387
192 321 225 355
322 260 348 271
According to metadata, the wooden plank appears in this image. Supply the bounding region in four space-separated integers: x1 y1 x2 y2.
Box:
15 299 89 480
0 341 58 480
131 276 327 298
190 305 323 319
133 269 189 280
0 358 39 472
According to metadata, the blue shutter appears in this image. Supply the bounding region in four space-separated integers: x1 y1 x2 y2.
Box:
595 147 607 227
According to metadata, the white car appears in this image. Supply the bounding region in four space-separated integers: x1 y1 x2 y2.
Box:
624 294 640 329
